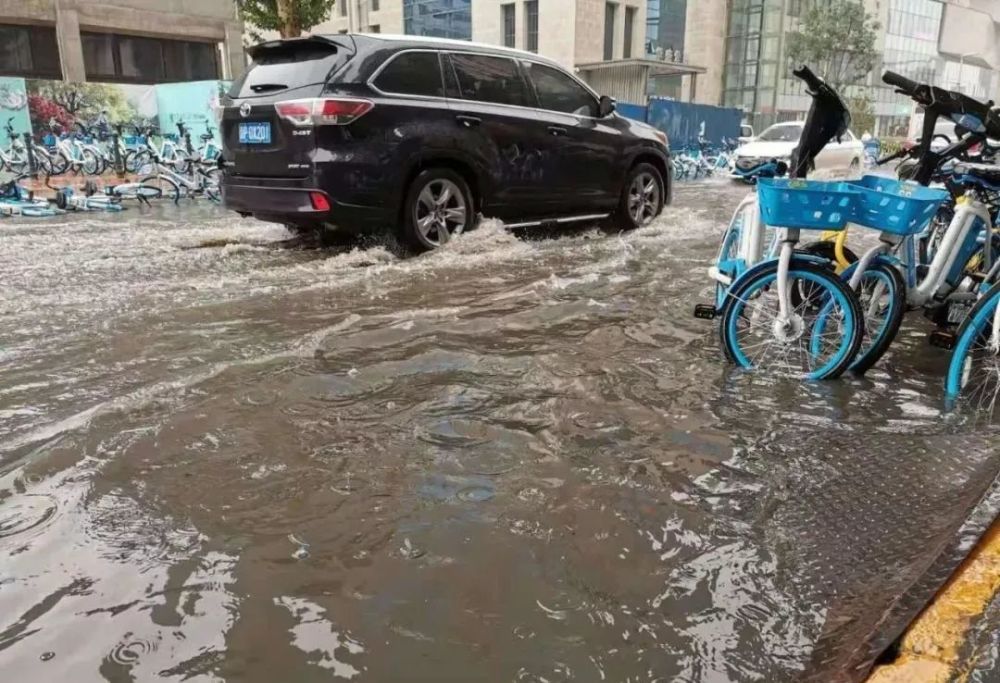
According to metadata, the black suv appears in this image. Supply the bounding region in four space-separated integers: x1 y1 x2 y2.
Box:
222 34 671 251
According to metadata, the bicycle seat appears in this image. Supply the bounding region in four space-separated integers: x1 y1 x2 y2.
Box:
200 133 214 141
953 162 1000 186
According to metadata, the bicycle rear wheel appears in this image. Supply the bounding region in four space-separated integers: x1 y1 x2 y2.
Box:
139 174 180 203
720 260 863 380
848 261 906 375
946 283 1000 419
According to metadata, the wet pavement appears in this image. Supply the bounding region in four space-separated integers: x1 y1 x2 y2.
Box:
1 182 998 682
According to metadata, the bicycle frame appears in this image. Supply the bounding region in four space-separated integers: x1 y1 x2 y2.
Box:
847 192 992 308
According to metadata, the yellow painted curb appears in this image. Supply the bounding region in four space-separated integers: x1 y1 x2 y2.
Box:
867 521 1000 682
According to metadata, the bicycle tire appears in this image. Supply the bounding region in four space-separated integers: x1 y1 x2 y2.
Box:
945 281 1000 417
81 148 101 176
719 260 864 380
49 151 70 176
139 174 180 203
848 261 906 375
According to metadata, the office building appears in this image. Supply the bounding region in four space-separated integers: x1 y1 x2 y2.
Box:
311 0 472 39
717 0 1000 133
0 0 244 83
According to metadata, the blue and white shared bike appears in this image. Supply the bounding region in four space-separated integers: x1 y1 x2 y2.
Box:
695 65 866 380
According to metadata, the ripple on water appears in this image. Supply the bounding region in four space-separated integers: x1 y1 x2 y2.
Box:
0 494 58 540
108 635 158 666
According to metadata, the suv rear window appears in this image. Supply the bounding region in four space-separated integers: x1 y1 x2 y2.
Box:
374 51 444 97
230 40 350 98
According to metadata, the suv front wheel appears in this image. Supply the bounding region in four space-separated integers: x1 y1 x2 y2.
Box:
401 168 475 252
613 163 665 231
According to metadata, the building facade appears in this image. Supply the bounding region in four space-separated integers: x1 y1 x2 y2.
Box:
718 0 1000 134
309 1 471 39
0 0 243 84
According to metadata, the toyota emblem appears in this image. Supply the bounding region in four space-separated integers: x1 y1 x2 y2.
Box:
239 102 251 118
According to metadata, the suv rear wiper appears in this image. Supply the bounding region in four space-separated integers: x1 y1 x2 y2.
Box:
250 83 287 93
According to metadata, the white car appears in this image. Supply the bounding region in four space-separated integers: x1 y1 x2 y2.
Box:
731 121 864 178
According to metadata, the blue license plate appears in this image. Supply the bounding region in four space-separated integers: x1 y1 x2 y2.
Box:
239 122 271 145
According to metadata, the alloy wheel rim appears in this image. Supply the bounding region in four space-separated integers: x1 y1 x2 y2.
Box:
414 179 466 246
628 172 659 225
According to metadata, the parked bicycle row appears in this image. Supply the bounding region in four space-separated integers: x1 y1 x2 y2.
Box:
671 137 738 181
693 64 1000 421
0 118 221 178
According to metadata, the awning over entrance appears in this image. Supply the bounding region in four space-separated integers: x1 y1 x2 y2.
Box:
576 58 707 105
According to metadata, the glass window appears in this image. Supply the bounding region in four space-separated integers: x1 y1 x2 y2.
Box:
524 62 596 116
449 53 529 107
119 35 165 81
84 32 220 84
403 0 472 40
502 4 516 48
340 1 347 16
369 24 381 33
82 32 117 79
525 1 539 53
0 24 61 79
604 3 617 60
624 7 636 59
372 0 380 10
374 51 443 97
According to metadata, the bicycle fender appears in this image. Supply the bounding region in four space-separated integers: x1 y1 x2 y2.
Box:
727 253 832 296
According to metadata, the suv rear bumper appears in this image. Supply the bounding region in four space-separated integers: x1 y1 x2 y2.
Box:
222 175 390 232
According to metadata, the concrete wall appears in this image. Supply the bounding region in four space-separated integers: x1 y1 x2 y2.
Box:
472 0 577 68
681 0 726 105
472 0 642 69
574 0 644 65
309 0 404 35
0 0 244 82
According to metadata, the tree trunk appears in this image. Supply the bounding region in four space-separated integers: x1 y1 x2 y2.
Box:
276 0 301 37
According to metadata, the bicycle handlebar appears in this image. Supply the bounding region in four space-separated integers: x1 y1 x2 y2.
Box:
792 65 823 93
882 70 920 97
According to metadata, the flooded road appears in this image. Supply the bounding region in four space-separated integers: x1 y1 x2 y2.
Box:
2 183 998 682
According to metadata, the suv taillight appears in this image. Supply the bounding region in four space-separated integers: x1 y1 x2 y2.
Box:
274 98 374 127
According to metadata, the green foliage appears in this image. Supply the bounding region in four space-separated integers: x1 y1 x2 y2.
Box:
786 1 881 90
238 0 337 39
848 94 875 136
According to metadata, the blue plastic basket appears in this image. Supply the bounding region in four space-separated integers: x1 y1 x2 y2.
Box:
847 175 950 235
756 178 860 231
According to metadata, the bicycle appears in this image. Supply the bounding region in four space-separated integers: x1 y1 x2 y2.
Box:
835 71 1000 374
49 121 102 176
694 65 865 380
138 148 220 203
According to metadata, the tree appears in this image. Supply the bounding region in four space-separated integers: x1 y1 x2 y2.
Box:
786 1 881 91
238 0 337 40
847 94 875 136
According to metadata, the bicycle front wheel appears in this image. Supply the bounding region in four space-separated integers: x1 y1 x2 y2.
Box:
719 261 864 380
945 283 1000 418
81 148 101 176
139 174 180 203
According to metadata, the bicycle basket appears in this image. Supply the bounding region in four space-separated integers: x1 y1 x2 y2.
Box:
756 178 859 231
847 175 949 235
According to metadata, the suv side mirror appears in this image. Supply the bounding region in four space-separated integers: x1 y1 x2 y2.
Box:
598 95 616 118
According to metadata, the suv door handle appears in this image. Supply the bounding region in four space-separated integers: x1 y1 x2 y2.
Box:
548 126 567 136
456 115 482 128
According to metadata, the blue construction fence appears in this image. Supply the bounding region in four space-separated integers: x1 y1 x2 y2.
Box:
618 98 743 151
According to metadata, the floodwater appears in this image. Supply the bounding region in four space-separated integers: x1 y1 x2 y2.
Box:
1 183 998 682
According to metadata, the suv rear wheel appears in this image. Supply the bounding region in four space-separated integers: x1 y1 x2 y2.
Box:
613 163 664 231
401 168 475 252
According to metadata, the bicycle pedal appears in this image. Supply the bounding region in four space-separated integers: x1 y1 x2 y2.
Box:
928 330 956 350
693 304 717 320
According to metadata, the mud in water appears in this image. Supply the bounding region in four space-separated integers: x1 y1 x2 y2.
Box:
1 185 998 682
